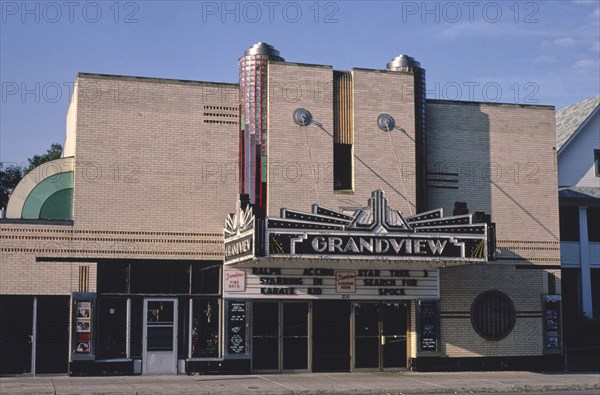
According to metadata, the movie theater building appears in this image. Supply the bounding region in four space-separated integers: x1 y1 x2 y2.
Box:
0 43 562 376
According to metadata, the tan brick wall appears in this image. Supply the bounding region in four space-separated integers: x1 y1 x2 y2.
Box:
2 75 241 296
266 62 336 215
72 75 239 236
267 63 417 215
0 224 96 295
352 69 417 214
426 101 560 265
439 264 545 357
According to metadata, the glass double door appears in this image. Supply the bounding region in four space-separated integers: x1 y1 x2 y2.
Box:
0 296 69 375
353 302 408 370
252 301 309 371
251 301 407 372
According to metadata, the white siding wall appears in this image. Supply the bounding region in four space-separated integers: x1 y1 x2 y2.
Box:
558 112 600 187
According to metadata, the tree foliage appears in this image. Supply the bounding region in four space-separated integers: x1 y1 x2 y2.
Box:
0 143 63 209
24 143 63 174
0 164 23 209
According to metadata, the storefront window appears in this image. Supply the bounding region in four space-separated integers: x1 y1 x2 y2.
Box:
130 262 189 294
192 264 220 294
97 262 128 293
191 299 220 358
587 207 600 242
96 298 127 358
559 206 580 242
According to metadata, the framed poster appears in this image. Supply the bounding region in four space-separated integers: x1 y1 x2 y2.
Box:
71 292 96 360
76 302 91 319
542 295 562 354
417 299 440 354
225 300 249 357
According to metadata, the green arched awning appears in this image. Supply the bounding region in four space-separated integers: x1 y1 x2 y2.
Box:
22 172 74 220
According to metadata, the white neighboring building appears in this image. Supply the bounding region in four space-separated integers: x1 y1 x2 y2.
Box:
557 95 600 319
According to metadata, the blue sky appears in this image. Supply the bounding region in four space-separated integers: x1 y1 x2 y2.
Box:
1 0 599 165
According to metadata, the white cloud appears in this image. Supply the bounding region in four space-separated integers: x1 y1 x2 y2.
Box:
573 0 598 5
573 58 599 71
552 37 577 46
441 21 545 39
591 41 600 52
534 55 558 64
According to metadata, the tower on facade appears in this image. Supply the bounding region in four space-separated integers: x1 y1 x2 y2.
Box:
239 42 284 217
386 55 427 212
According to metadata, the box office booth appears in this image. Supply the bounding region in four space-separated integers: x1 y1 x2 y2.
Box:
0 43 562 375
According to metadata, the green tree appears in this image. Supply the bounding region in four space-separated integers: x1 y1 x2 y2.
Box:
0 164 23 209
1 143 63 209
24 143 63 174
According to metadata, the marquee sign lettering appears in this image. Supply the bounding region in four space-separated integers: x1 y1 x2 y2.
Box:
224 190 495 264
266 190 495 262
221 266 440 300
224 196 255 264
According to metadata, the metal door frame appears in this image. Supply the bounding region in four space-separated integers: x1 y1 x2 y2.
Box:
351 301 409 372
251 301 311 373
142 297 178 375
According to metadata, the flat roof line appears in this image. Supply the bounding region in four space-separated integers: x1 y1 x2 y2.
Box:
77 72 238 87
427 98 554 110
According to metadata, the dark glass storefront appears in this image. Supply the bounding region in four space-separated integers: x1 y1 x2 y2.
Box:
313 301 350 372
0 295 69 375
251 301 310 371
70 260 221 375
248 300 409 372
354 302 408 370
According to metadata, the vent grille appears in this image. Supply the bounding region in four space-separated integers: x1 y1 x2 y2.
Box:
471 290 516 341
427 171 459 190
203 105 239 125
333 71 353 145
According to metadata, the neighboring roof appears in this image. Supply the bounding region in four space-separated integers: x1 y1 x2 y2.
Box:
556 95 600 151
559 186 600 203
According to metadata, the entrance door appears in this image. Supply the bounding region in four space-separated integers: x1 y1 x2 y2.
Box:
0 296 33 375
251 301 309 372
36 296 69 374
381 302 408 369
353 302 408 370
354 302 380 369
143 298 177 375
251 301 279 371
313 301 350 372
282 302 308 371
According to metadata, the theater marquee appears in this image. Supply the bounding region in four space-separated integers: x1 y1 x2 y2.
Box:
223 190 495 300
224 189 495 265
266 190 495 262
222 266 440 300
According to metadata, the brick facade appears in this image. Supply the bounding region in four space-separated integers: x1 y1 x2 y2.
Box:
1 49 562 373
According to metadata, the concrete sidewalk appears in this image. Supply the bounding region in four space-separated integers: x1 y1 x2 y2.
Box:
1 371 599 395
